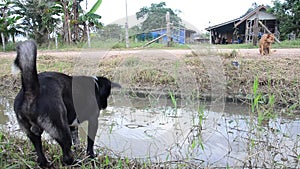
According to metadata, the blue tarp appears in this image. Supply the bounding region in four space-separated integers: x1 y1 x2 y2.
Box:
136 29 185 44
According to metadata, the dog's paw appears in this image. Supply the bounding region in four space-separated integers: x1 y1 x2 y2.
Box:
87 151 96 159
38 158 50 168
62 156 74 166
69 159 82 167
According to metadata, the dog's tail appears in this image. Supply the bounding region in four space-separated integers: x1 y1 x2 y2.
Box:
13 40 39 97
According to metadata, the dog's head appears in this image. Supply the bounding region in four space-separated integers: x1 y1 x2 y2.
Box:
94 76 121 110
266 34 275 43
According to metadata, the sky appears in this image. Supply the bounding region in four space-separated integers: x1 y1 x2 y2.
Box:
84 0 275 33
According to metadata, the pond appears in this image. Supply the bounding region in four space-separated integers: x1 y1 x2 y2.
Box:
1 94 300 168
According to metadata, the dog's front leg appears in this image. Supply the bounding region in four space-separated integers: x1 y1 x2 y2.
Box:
70 126 80 147
260 44 265 55
87 117 98 158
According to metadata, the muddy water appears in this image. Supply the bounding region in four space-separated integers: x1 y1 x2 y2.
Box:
1 95 300 168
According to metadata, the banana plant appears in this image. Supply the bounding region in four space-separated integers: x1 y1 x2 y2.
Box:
0 0 21 51
79 0 103 43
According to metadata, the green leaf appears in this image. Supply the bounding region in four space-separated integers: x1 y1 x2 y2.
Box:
87 0 102 14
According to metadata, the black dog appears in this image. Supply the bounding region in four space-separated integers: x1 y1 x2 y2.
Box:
39 72 121 158
13 40 120 167
13 40 74 167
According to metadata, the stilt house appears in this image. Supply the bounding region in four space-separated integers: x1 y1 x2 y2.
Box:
205 5 279 44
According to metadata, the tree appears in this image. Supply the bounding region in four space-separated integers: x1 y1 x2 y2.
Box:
99 24 123 41
0 0 102 46
15 0 60 44
79 0 103 42
271 0 300 39
136 2 182 31
59 0 102 44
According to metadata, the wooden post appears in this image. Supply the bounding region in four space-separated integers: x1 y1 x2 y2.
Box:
209 30 212 44
125 0 129 48
166 12 171 47
252 11 259 46
245 21 249 43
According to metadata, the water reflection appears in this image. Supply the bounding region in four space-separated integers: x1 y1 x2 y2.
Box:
1 96 300 168
0 97 18 131
0 97 9 124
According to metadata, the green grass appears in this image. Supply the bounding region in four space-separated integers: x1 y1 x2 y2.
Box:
0 42 16 52
0 130 147 168
0 58 14 76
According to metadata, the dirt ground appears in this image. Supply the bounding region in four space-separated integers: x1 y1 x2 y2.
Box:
1 48 300 59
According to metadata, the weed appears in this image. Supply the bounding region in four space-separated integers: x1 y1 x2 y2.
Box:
122 57 140 67
168 90 177 110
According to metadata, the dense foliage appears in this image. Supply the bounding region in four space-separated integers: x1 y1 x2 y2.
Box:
0 0 102 46
136 2 182 32
271 0 300 40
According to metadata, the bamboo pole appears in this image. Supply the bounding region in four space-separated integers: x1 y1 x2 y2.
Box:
166 12 171 47
258 21 281 43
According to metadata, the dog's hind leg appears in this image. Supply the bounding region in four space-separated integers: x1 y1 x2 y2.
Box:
28 132 49 167
17 117 49 167
39 117 74 165
55 131 74 165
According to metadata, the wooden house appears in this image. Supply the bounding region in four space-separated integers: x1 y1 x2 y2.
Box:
205 5 279 44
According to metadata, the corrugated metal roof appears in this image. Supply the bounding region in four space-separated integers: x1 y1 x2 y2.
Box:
234 5 273 27
247 11 276 20
205 5 276 31
205 18 240 31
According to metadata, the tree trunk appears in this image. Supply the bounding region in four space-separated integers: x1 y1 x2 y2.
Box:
86 21 90 48
1 33 5 51
72 0 79 42
83 22 87 41
61 0 71 44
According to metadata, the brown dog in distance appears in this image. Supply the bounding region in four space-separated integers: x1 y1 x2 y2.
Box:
259 33 275 55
